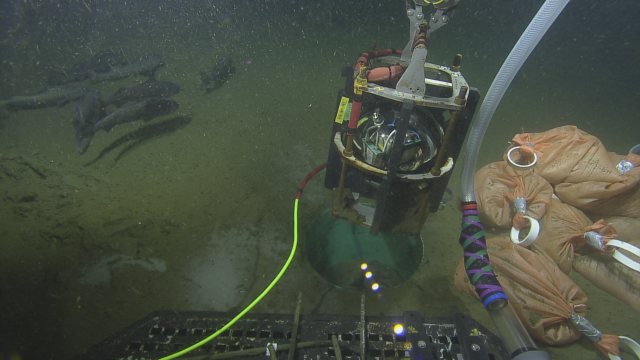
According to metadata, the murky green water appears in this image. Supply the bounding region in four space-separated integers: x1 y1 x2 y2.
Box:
1 0 639 358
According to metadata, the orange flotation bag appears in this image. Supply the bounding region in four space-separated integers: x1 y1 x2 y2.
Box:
454 236 588 345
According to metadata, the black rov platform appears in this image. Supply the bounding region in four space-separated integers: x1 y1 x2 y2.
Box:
77 310 509 360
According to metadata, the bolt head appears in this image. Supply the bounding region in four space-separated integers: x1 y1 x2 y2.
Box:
418 340 427 348
471 344 481 351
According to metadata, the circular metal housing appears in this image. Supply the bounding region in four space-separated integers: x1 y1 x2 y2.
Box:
351 107 443 172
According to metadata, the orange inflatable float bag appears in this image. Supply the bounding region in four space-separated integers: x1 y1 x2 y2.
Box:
609 151 640 177
534 199 616 274
506 125 604 184
595 216 640 240
507 126 640 216
558 152 640 219
555 151 640 218
454 236 588 345
474 161 553 230
572 216 640 313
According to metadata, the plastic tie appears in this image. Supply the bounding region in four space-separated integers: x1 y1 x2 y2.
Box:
466 269 495 276
461 203 477 211
461 232 487 249
464 252 490 264
475 284 504 299
463 217 484 229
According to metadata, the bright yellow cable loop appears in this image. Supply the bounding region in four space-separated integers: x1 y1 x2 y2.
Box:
159 199 300 360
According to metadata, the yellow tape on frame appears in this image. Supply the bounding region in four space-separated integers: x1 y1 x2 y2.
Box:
334 96 351 124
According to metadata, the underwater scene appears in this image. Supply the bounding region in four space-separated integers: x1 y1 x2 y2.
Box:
1 0 639 359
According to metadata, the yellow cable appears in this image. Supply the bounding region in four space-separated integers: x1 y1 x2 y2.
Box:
159 199 300 360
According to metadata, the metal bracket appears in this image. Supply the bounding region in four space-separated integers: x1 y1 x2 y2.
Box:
402 6 426 63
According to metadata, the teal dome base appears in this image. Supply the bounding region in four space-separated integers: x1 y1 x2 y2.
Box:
305 210 424 291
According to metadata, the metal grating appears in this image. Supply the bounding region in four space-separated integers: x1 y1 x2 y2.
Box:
76 311 509 360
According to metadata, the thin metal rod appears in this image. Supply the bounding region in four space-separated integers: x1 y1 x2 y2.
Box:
288 292 303 360
332 335 343 360
360 294 366 360
267 344 277 358
185 341 332 360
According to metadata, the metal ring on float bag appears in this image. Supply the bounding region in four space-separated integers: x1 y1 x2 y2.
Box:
510 216 540 247
507 146 537 171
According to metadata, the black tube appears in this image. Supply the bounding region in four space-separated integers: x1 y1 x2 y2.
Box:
459 201 507 307
370 100 414 235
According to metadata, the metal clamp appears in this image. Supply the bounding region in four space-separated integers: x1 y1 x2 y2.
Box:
616 160 634 175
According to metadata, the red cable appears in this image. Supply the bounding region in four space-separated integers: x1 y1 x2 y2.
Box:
296 163 328 199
